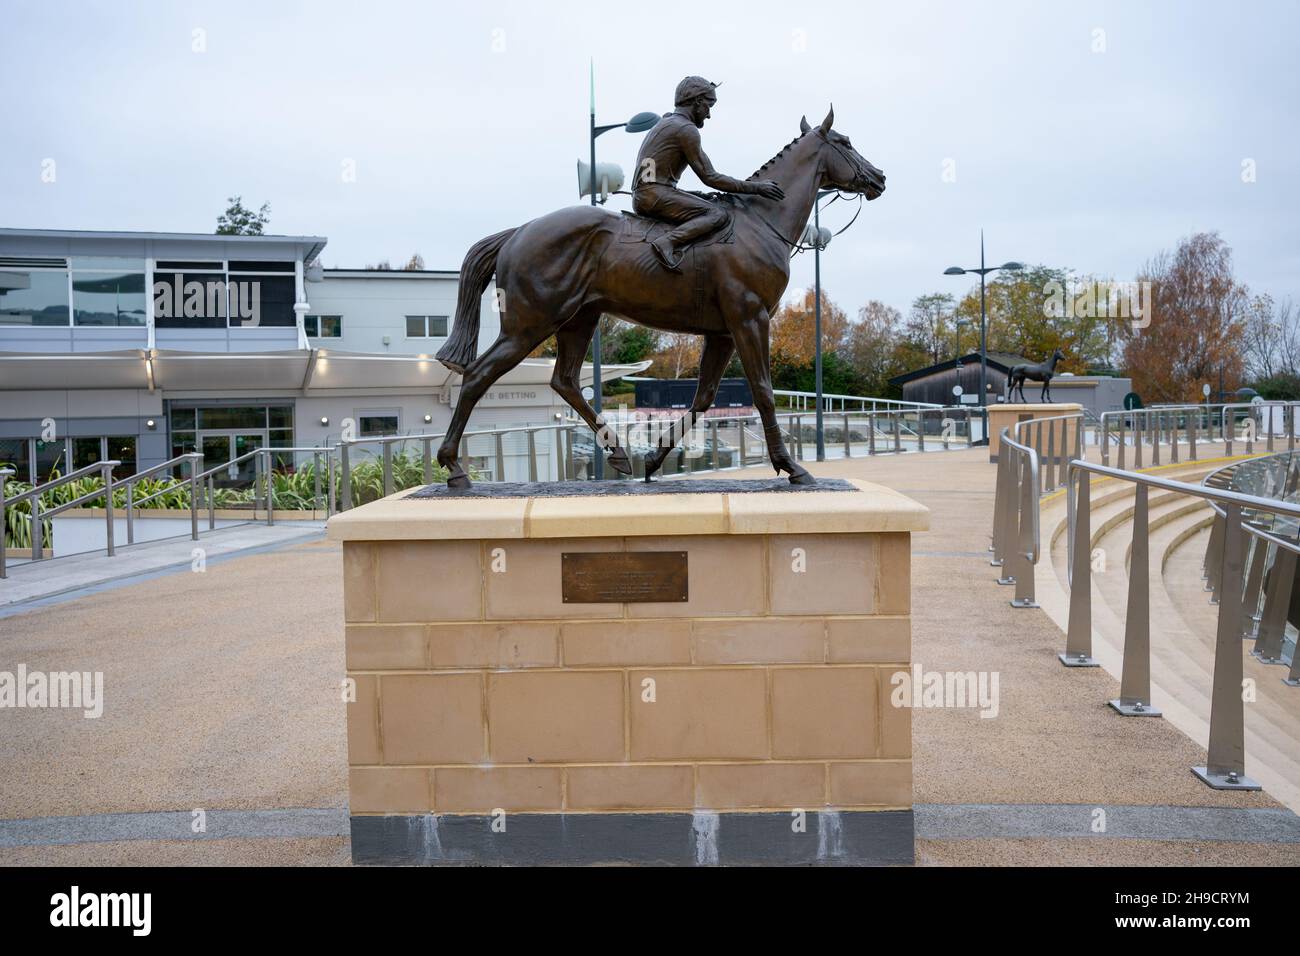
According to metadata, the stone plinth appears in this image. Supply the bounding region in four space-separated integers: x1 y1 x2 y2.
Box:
986 402 1082 462
327 477 928 866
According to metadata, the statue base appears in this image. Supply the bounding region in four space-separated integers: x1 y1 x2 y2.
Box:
327 477 928 866
986 402 1083 463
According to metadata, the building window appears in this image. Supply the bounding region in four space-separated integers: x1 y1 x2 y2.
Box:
226 271 295 328
405 315 449 337
304 314 341 338
153 268 227 329
72 258 147 326
106 436 137 480
0 266 71 326
357 413 399 437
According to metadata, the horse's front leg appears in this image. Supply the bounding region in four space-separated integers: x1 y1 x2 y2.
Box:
726 300 813 485
643 333 735 479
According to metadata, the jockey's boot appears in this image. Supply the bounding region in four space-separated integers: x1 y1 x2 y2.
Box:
650 236 683 273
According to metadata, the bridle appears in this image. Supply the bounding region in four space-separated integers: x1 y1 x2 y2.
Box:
749 133 876 258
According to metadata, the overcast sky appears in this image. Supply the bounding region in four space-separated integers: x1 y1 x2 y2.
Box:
3 0 1297 320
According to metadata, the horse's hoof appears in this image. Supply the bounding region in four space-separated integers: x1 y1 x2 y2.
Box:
447 472 472 490
608 447 633 476
787 469 816 486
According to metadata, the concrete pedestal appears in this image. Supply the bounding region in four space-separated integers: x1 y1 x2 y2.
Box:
987 402 1082 463
327 478 928 866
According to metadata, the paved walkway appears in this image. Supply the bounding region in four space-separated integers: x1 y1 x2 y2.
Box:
0 520 327 610
0 443 1296 866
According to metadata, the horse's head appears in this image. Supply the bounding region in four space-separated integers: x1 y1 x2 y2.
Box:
800 107 886 200
1052 348 1066 362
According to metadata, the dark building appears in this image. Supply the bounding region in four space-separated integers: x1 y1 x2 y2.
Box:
633 377 753 410
889 352 1132 414
889 352 1031 406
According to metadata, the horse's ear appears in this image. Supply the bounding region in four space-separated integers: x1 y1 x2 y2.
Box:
800 115 811 135
819 105 834 136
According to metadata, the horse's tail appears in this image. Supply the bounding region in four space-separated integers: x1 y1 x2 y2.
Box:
436 227 518 374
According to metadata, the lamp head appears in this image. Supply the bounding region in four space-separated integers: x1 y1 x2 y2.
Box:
943 267 966 276
625 111 660 133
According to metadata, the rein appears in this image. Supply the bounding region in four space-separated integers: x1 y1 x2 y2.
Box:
750 190 865 259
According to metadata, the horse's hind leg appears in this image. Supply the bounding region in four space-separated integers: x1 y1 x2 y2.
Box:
550 310 633 476
438 329 551 488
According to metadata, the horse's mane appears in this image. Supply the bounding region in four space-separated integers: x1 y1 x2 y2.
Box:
746 131 811 181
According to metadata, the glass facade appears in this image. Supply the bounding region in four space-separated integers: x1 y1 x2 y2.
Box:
0 268 70 326
169 403 295 477
73 263 147 326
151 261 298 329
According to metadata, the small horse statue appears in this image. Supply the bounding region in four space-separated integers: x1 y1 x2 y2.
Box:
433 107 885 488
1007 349 1066 403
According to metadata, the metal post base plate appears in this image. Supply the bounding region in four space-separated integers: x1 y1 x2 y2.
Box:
1251 651 1286 665
1191 767 1262 791
1058 653 1100 668
990 559 1003 567
1283 678 1300 688
1010 598 1039 609
1108 699 1162 717
996 576 1016 586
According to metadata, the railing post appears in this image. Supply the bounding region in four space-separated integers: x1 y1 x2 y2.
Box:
843 413 852 458
1046 418 1056 491
892 412 901 454
868 413 876 455
340 442 353 510
1062 466 1099 667
126 482 135 546
1190 410 1198 461
1171 409 1180 463
423 439 433 485
997 449 1019 586
1118 416 1126 470
494 432 506 481
0 468 11 579
1010 453 1038 608
382 441 394 498
1111 484 1160 713
327 451 336 517
917 411 926 452
1241 536 1267 638
991 446 1008 568
1152 409 1161 466
1252 544 1293 664
190 454 202 541
102 462 115 558
313 452 322 516
526 430 538 482
710 419 720 471
1193 503 1261 789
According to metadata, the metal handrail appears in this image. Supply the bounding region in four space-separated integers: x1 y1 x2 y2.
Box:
0 459 121 574
1061 453 1297 788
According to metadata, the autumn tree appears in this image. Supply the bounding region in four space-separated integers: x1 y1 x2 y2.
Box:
1117 232 1247 403
649 332 703 379
846 301 905 397
902 293 955 364
769 287 850 366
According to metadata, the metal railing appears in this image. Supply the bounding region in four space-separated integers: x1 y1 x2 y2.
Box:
1199 453 1300 688
1060 458 1300 789
0 446 334 578
1099 401 1300 468
772 389 942 413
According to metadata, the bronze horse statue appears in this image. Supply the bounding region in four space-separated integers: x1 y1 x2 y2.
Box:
1007 348 1066 403
434 107 885 488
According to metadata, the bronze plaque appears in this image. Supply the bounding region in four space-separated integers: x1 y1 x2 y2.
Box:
561 551 689 603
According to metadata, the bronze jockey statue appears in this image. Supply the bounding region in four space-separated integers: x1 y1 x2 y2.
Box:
632 76 786 272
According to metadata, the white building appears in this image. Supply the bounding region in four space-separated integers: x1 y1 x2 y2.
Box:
0 228 644 484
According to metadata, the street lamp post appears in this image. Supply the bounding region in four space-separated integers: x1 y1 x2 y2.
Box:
944 231 1023 446
586 64 658 477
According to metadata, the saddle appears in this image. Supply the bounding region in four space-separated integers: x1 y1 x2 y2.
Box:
616 200 737 248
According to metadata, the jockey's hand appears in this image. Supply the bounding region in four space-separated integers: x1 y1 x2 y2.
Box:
752 180 785 201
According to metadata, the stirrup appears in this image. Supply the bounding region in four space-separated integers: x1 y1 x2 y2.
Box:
651 238 683 273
